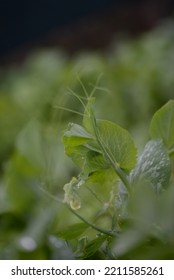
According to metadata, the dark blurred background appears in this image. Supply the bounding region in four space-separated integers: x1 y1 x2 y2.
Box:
1 0 174 64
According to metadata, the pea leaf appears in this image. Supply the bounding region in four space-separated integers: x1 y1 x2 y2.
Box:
64 144 89 170
62 121 109 174
149 100 174 149
57 223 89 240
96 120 137 171
62 123 93 147
84 150 109 173
130 140 171 192
83 168 118 203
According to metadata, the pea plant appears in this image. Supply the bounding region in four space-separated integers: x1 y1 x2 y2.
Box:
60 88 174 259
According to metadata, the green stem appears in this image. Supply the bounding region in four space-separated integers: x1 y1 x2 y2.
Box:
67 205 117 237
40 187 117 237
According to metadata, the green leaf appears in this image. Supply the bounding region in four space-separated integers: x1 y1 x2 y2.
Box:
63 144 108 174
64 145 89 169
97 120 137 171
130 140 171 192
149 100 174 149
84 150 109 173
62 123 93 147
83 168 118 203
82 235 108 258
57 223 89 240
62 122 109 174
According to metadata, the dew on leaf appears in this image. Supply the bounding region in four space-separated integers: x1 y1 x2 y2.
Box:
130 139 171 192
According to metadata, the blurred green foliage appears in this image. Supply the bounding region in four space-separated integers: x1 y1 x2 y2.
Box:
0 21 174 259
